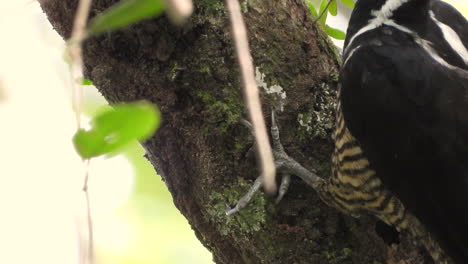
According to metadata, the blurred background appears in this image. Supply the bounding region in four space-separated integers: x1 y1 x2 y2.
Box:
0 1 213 263
0 1 466 264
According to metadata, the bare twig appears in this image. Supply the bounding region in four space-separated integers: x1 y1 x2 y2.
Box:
69 0 93 129
225 0 276 193
164 0 193 24
82 160 94 264
313 0 333 24
69 0 94 263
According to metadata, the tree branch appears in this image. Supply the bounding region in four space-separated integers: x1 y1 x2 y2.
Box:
40 0 433 263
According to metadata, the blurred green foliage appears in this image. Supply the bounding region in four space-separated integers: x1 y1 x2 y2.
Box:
74 102 160 159
87 0 165 37
307 0 352 40
83 89 213 264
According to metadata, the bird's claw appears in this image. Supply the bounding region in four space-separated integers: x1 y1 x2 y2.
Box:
226 111 292 215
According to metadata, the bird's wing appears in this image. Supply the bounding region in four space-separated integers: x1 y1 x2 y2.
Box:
431 0 468 48
340 27 468 263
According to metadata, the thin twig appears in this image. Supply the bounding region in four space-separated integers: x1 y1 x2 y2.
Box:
69 0 93 129
164 0 193 24
82 160 94 264
225 0 276 193
313 0 333 24
69 0 94 263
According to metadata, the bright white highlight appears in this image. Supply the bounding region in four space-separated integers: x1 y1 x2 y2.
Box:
385 20 456 68
374 0 410 19
342 45 362 68
430 11 468 65
345 0 409 55
343 0 466 71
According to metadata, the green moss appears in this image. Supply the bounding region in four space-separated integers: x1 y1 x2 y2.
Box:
206 178 267 236
234 142 245 151
197 65 212 75
198 0 225 12
321 247 353 264
196 88 243 133
168 61 181 81
315 26 342 64
196 90 215 102
241 0 249 13
342 248 352 256
330 72 339 83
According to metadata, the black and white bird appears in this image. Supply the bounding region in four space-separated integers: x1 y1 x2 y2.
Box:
228 0 468 263
340 0 468 263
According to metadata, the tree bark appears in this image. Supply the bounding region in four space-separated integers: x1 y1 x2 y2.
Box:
40 0 432 263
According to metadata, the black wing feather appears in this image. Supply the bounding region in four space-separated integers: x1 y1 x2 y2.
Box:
341 29 468 263
431 0 468 51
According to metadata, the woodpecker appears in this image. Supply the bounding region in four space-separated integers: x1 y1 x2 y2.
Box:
340 0 468 263
228 0 468 263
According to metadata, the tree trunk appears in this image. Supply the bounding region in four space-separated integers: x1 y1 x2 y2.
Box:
40 0 432 263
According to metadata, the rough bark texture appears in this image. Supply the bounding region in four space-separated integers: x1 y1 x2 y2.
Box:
41 0 433 263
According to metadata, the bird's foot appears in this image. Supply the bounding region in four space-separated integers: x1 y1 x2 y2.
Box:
225 111 324 215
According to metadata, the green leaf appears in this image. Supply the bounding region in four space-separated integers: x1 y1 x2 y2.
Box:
307 0 318 18
339 0 355 8
87 0 165 37
325 25 346 40
73 101 161 159
328 0 338 16
82 79 93 85
318 0 329 25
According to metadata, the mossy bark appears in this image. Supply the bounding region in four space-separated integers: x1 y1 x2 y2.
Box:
40 0 432 263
